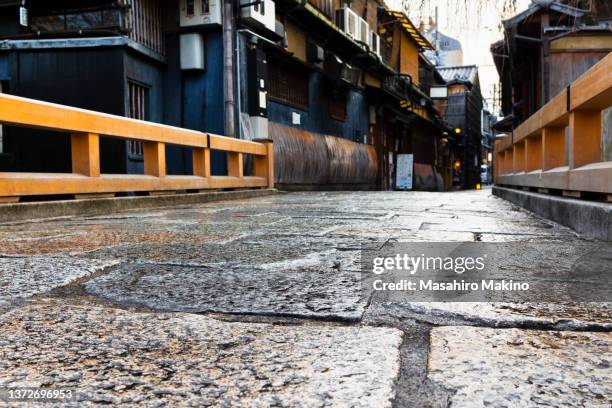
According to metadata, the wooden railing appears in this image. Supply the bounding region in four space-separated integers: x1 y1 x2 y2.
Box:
0 94 274 203
495 52 612 197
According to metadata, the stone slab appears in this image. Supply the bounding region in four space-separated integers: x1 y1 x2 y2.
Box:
428 326 612 407
0 303 403 407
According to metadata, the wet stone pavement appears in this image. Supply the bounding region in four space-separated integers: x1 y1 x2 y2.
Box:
0 189 610 407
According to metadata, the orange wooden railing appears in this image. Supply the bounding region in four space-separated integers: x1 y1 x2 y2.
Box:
0 94 274 202
495 51 612 197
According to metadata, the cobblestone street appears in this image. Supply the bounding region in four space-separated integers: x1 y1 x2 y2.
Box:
0 189 610 407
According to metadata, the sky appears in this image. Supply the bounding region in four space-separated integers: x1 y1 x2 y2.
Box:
387 0 532 115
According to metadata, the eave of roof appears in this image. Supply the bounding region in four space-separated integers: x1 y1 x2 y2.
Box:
384 10 434 51
503 0 588 29
437 65 479 85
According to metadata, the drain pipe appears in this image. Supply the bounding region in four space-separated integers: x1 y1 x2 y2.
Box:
223 0 236 138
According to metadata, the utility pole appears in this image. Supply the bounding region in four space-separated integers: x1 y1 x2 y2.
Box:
223 0 236 138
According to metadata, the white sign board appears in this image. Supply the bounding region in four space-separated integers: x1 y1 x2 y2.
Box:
19 7 28 27
396 154 414 190
430 86 448 99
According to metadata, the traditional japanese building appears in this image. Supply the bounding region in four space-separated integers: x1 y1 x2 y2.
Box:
435 65 483 189
0 0 449 192
491 0 612 128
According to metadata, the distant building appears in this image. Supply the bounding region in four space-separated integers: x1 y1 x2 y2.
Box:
421 17 463 67
434 65 483 189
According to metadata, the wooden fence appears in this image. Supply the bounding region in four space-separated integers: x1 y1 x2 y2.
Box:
495 52 612 198
0 94 274 203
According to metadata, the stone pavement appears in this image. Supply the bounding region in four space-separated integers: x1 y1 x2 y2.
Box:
0 189 610 407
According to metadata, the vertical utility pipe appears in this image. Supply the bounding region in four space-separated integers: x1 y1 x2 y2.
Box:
223 0 236 137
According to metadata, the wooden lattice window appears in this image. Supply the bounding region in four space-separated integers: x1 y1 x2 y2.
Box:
268 58 310 110
127 80 149 158
126 0 165 56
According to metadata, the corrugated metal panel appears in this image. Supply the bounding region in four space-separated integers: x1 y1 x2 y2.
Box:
269 122 378 188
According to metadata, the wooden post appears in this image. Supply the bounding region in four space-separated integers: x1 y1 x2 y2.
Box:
525 133 543 172
227 152 244 177
495 151 505 178
192 147 211 178
569 110 601 169
504 149 513 174
253 139 274 188
71 132 100 177
513 141 525 173
542 126 566 170
144 141 166 177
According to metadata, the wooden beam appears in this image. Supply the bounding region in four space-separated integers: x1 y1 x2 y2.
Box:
253 139 275 188
0 173 267 197
71 132 100 177
192 147 211 178
227 152 244 177
0 94 207 148
569 110 601 169
144 141 166 177
570 52 612 110
209 135 267 155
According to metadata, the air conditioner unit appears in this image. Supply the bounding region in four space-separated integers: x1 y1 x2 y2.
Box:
359 18 369 45
240 0 276 33
370 32 381 57
180 0 222 27
306 42 324 69
336 7 360 41
340 64 360 86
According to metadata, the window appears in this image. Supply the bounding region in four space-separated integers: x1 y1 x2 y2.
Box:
127 80 149 159
202 0 210 14
268 58 309 110
329 90 347 122
186 0 195 15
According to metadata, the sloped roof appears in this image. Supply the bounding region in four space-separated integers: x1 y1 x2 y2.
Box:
437 65 478 85
503 0 588 28
384 10 434 50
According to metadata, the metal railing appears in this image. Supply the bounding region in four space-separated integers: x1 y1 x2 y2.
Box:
494 52 612 197
0 94 274 203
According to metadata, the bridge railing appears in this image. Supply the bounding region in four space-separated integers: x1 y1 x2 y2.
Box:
0 94 274 202
494 52 612 197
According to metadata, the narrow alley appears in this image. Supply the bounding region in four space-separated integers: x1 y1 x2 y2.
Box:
0 189 609 406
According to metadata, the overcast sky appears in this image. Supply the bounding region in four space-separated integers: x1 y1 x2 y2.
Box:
387 0 532 115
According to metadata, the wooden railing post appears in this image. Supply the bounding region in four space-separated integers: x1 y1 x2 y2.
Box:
71 132 100 177
144 142 166 177
542 126 566 170
569 110 601 169
192 147 211 177
253 139 274 189
525 132 543 172
513 141 525 173
504 149 513 174
227 152 244 177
